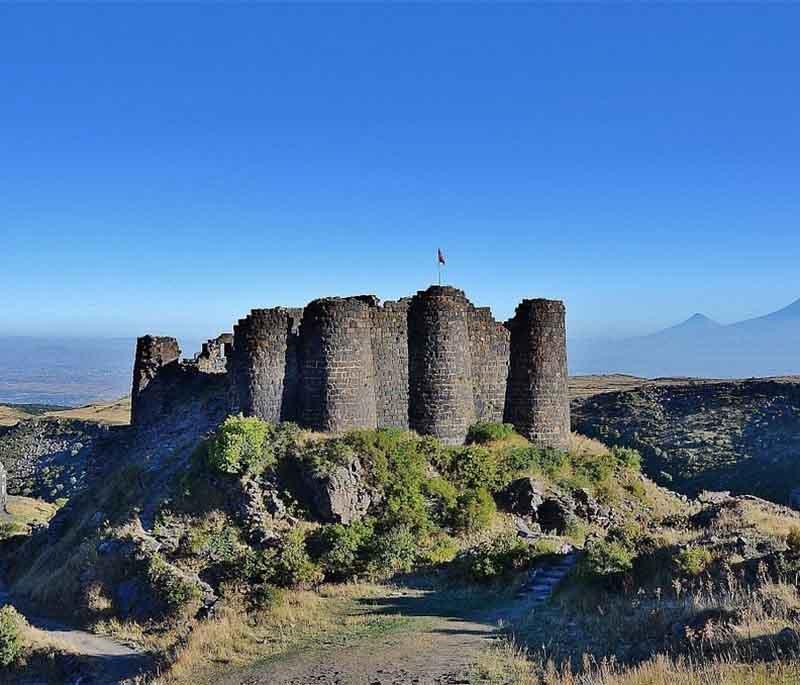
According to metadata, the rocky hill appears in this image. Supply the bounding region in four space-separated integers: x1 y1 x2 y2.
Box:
571 378 800 503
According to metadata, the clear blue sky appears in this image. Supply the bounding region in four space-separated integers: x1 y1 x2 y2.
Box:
2 4 799 346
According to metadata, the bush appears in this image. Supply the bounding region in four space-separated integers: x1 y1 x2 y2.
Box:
315 519 375 581
367 526 419 578
453 488 496 533
424 476 459 526
584 539 634 578
447 446 498 490
675 546 713 577
147 554 201 614
457 532 534 582
277 527 322 587
421 532 460 565
466 422 518 445
207 415 274 476
0 606 26 667
612 446 642 471
787 527 800 553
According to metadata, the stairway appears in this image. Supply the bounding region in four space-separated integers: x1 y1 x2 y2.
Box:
517 551 579 604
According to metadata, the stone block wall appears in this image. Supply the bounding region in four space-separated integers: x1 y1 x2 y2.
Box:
370 298 411 429
131 287 570 450
195 333 233 374
469 306 511 423
408 286 477 445
230 308 302 423
504 299 570 449
300 297 378 433
131 336 181 426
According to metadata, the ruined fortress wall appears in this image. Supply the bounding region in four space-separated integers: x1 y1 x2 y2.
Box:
231 308 302 423
195 334 233 374
131 336 181 426
408 286 476 445
300 298 378 433
504 299 570 449
132 288 570 450
370 299 411 429
469 307 510 423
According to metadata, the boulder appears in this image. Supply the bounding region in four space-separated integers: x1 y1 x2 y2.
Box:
573 488 611 527
537 495 576 534
303 457 372 524
496 477 546 517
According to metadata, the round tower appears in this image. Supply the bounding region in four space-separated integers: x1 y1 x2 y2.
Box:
300 297 377 433
408 286 476 445
504 299 570 450
231 308 302 423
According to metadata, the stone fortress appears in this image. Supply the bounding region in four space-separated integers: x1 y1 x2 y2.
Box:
131 285 570 448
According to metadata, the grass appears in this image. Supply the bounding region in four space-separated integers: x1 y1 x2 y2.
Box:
0 397 130 427
0 496 61 539
149 583 418 684
472 643 800 685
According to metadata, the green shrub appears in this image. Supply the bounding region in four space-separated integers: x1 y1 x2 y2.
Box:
277 527 322 587
612 446 642 471
457 532 534 582
421 532 460 565
787 527 800 553
424 476 459 526
147 554 201 613
0 606 26 667
447 445 498 490
453 488 496 533
466 422 518 445
367 525 419 578
316 519 375 581
674 546 713 577
584 539 634 578
206 415 274 476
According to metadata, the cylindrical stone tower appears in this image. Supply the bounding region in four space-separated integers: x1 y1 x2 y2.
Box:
504 299 570 450
408 286 476 445
131 335 181 426
300 297 378 433
231 308 302 423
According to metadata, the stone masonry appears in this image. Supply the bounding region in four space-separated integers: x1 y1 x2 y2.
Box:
131 286 571 448
504 299 571 449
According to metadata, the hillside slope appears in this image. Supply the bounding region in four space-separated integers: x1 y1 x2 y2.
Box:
572 378 800 502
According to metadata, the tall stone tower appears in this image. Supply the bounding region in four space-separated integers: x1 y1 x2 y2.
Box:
504 299 570 449
300 297 378 433
131 336 181 426
408 286 477 445
230 308 302 423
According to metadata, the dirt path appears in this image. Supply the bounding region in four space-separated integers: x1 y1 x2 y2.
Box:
219 610 495 685
215 554 578 685
0 585 150 684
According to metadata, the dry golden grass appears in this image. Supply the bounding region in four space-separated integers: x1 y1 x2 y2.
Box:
0 496 61 538
151 583 411 685
472 643 800 685
568 433 611 457
45 397 131 425
0 405 35 426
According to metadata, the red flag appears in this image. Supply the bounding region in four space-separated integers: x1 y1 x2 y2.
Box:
437 248 445 265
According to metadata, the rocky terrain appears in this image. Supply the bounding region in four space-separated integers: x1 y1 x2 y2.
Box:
572 377 800 503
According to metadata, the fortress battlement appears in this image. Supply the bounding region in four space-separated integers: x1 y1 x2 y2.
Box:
131 286 570 447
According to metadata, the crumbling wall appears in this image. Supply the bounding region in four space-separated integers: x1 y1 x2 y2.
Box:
300 297 378 433
130 288 571 449
131 336 181 426
469 306 510 423
370 298 411 429
504 299 570 449
195 334 233 374
408 286 476 445
231 309 302 423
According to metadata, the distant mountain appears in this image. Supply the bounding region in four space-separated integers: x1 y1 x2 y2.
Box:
570 298 800 378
